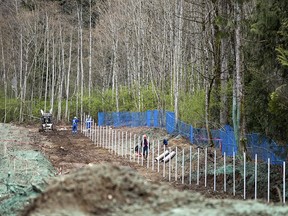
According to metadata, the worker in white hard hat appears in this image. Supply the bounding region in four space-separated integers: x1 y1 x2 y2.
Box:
86 115 92 131
72 116 79 134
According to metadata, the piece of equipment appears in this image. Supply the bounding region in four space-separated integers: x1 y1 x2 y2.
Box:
39 109 54 132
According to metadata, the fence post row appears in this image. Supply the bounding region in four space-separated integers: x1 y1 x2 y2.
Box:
81 111 288 204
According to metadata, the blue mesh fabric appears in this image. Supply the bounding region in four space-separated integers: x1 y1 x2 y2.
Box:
166 111 175 134
97 111 285 165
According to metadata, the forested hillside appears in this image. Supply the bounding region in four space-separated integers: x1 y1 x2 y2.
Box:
0 0 288 148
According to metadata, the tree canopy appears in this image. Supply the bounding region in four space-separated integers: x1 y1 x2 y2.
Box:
1 0 288 146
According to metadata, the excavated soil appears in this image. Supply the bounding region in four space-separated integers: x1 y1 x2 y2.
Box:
21 163 288 216
1 124 288 215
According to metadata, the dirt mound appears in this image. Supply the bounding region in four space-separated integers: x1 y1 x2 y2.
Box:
22 163 288 216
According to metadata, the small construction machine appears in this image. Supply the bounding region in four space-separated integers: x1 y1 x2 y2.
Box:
39 109 54 132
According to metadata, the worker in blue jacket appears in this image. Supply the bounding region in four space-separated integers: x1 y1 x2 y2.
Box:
86 115 92 131
72 116 79 134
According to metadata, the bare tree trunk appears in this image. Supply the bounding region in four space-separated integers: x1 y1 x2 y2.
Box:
202 0 213 146
205 77 214 146
88 0 92 101
21 44 29 122
1 34 7 122
234 1 246 152
50 31 55 114
160 2 168 110
76 27 80 117
211 1 222 124
79 6 84 118
168 2 174 109
44 14 49 113
115 72 119 112
131 0 143 112
30 20 39 120
14 0 23 122
57 26 65 121
173 0 183 125
220 0 229 126
108 7 120 112
19 26 23 122
113 37 119 112
11 39 18 98
65 32 73 120
39 30 46 101
220 40 229 125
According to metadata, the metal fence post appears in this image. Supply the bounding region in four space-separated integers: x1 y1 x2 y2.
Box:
224 152 226 192
233 150 235 196
255 154 257 201
175 146 178 181
157 140 160 172
197 148 200 185
189 146 192 185
284 161 286 204
205 147 207 187
268 158 270 203
182 148 185 184
244 152 246 200
214 149 216 191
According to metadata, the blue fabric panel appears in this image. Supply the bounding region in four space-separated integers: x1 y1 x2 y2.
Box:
97 111 286 165
154 110 159 127
220 125 237 156
178 120 190 139
98 112 104 126
166 111 175 134
190 125 194 143
147 110 152 127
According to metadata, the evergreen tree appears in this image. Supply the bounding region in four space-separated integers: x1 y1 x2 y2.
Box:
245 0 288 142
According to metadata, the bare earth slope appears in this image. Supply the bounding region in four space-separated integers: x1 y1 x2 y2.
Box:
20 126 288 216
1 124 288 215
22 163 288 216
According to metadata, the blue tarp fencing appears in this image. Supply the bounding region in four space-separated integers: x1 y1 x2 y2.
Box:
98 110 286 165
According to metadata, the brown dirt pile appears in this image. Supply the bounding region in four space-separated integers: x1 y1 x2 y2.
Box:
22 163 288 216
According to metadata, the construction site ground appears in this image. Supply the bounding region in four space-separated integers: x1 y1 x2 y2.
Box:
1 123 288 216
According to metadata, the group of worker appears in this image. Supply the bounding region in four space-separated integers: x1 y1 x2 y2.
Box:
72 115 92 134
135 135 168 159
71 115 169 159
